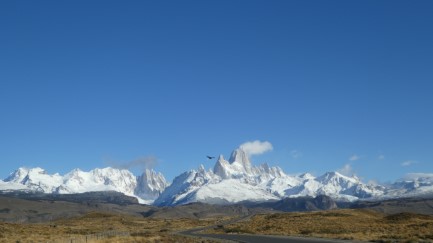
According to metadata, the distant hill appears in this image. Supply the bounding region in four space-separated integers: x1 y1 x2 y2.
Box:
349 196 433 215
0 190 139 205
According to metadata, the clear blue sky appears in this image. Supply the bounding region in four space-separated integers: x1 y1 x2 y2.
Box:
1 0 432 183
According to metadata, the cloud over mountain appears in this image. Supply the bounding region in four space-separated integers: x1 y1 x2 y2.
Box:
239 140 273 156
109 156 159 171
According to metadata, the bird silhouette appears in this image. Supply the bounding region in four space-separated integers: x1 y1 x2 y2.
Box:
206 156 215 159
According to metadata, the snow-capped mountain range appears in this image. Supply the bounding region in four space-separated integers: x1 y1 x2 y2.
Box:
0 167 167 204
1 148 432 205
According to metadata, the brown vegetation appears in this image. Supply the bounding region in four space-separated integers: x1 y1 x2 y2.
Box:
0 211 220 243
3 200 433 243
209 209 433 242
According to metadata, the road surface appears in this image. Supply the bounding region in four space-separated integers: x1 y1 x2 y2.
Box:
183 231 353 243
178 215 358 243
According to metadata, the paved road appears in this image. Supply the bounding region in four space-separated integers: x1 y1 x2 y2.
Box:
178 214 357 243
185 232 353 243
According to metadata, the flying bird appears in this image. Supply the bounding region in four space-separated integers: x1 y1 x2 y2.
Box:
206 156 215 159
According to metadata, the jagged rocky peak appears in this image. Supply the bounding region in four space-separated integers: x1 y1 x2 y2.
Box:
213 148 286 179
213 155 230 179
258 163 285 177
138 169 167 186
4 167 30 182
212 149 253 178
92 167 134 178
4 153 433 206
317 171 343 181
63 168 84 179
229 148 252 172
4 167 63 193
2 166 168 204
316 171 359 184
135 169 168 201
5 167 49 183
198 164 205 173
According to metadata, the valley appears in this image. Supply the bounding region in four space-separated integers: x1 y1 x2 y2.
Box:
2 148 433 242
1 192 433 242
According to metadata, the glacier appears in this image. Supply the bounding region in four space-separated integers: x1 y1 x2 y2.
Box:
1 148 433 205
155 149 386 206
1 167 167 204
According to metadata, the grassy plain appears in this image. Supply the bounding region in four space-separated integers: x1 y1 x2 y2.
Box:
209 209 433 242
0 212 221 243
3 206 433 242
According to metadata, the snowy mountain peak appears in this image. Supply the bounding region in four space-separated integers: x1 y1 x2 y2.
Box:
386 173 433 197
154 146 395 206
403 173 433 183
135 169 168 204
2 166 167 204
92 167 131 177
318 171 338 178
2 150 432 206
316 171 358 184
31 167 46 174
4 167 63 193
198 164 205 173
5 167 52 182
213 155 231 179
229 148 251 170
299 173 315 180
4 167 30 183
212 149 257 178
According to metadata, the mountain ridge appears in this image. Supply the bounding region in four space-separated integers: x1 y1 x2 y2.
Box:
1 148 432 206
1 166 167 204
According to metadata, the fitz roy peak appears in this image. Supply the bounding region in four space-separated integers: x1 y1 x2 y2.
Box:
155 148 384 206
154 148 433 206
1 148 433 205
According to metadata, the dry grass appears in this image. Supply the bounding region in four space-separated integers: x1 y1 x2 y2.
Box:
0 211 220 243
4 208 433 242
209 209 433 242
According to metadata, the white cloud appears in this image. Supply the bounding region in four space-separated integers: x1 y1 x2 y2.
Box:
401 160 417 167
349 154 360 161
367 179 379 186
404 173 433 180
239 140 273 156
378 154 385 160
108 156 158 170
338 164 354 176
290 150 302 159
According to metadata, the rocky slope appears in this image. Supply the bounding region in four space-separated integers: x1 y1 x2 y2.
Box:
1 167 167 204
1 148 432 206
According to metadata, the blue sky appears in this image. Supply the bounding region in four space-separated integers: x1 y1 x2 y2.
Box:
0 0 432 183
